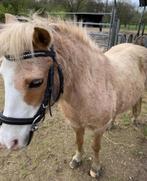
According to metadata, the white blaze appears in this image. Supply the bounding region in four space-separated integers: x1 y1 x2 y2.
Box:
0 58 38 149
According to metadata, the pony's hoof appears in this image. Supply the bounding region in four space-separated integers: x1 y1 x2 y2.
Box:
106 123 117 130
133 118 143 127
89 167 102 179
69 159 82 169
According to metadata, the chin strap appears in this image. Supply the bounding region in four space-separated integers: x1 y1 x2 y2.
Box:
0 46 64 140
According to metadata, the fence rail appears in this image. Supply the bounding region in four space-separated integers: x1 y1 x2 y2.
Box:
49 11 120 50
49 12 112 15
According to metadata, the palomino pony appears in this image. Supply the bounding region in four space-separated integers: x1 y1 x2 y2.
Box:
0 14 147 178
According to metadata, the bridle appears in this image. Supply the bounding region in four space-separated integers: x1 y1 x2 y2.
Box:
0 46 64 145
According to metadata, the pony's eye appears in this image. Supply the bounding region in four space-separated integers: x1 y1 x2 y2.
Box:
28 79 44 88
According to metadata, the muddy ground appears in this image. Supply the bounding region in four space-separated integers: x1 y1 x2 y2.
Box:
0 76 147 181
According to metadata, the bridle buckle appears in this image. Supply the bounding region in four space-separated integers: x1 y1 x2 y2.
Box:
31 115 41 132
42 104 48 109
31 124 38 132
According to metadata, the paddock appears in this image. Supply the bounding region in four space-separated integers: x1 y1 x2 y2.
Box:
0 9 147 180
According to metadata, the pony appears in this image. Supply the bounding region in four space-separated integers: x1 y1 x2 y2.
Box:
0 14 147 178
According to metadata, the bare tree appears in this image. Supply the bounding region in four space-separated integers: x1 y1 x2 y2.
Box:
116 1 135 27
63 0 88 12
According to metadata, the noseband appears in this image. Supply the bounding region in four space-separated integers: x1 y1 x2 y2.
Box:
0 46 64 144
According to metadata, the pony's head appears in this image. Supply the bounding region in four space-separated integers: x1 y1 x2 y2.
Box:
0 14 63 150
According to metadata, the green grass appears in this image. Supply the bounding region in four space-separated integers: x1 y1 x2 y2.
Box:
121 113 131 126
120 24 147 33
143 125 147 137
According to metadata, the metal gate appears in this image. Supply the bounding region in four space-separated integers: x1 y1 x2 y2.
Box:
49 8 120 50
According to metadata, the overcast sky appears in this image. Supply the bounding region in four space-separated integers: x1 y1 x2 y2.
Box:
131 0 139 6
109 0 140 6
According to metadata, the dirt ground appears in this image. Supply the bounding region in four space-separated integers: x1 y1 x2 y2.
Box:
0 76 147 181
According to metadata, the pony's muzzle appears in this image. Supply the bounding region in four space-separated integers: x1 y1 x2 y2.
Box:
0 139 19 150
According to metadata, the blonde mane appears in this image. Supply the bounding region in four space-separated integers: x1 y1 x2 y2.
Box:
0 22 34 59
50 20 98 50
0 15 99 60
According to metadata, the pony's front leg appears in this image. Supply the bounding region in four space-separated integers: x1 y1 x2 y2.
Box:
90 131 103 178
69 127 85 169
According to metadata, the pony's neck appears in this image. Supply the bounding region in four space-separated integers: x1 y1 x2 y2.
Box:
52 27 110 101
53 27 106 75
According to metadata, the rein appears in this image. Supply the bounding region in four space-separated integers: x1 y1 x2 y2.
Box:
0 46 64 141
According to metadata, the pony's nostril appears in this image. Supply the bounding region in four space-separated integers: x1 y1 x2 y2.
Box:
12 139 18 148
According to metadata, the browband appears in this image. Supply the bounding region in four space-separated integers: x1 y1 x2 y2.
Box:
5 49 56 61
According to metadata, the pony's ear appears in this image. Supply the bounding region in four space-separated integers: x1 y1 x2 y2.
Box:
5 13 18 23
33 27 52 49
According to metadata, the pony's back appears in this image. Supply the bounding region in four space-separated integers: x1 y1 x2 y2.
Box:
105 43 147 114
105 43 147 79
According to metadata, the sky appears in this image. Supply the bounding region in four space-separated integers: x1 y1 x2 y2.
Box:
125 0 147 7
131 0 139 6
109 0 140 7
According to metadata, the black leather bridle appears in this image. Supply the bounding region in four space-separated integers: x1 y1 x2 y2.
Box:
0 46 64 145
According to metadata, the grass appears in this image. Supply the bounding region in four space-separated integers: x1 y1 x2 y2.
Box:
121 113 132 126
120 24 147 34
143 125 147 137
